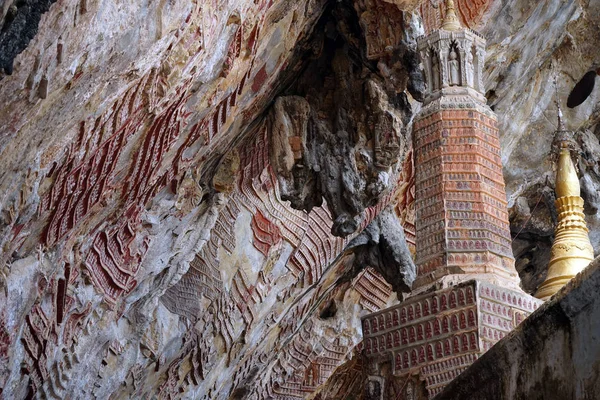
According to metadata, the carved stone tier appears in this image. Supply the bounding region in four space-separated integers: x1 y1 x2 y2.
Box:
357 5 538 399
417 25 487 105
412 99 519 290
361 280 543 399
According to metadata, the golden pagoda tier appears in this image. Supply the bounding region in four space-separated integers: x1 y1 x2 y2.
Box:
535 114 594 300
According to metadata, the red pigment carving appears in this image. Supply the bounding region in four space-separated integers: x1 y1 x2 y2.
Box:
222 23 243 77
83 88 190 306
352 268 393 312
232 269 257 328
84 219 144 305
250 209 282 256
413 109 514 279
62 302 91 347
174 76 247 174
124 91 187 207
21 304 51 394
289 206 347 286
214 198 240 255
16 263 90 397
251 65 268 93
255 0 274 11
419 0 492 34
358 1 404 60
238 127 308 246
272 318 349 397
42 74 154 246
155 329 212 396
246 22 260 57
456 0 491 27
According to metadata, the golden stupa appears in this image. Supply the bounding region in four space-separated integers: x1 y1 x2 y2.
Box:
535 108 595 300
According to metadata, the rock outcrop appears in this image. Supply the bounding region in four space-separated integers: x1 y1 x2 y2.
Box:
0 0 599 399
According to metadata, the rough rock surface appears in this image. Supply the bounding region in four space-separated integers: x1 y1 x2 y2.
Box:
0 0 417 398
0 0 599 399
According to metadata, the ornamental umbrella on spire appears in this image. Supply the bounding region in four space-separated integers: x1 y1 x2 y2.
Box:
441 0 462 31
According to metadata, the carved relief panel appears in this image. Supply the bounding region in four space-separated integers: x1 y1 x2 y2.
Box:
417 29 486 100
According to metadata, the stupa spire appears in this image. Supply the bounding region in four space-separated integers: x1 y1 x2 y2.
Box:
360 12 544 397
441 0 462 31
535 105 594 300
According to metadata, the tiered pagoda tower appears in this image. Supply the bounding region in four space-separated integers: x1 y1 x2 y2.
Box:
412 1 518 290
360 2 543 399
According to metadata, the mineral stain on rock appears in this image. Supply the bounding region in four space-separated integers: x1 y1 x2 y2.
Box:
0 0 599 399
0 0 58 75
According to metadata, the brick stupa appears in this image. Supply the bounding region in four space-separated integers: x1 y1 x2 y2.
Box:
360 2 543 399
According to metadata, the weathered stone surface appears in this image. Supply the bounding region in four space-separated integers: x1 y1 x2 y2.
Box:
348 207 416 294
0 0 58 75
0 0 600 398
0 1 418 398
268 0 423 237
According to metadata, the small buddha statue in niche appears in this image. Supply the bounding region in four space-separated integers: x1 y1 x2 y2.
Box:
305 367 314 386
465 47 474 87
432 52 441 90
449 49 460 86
406 381 414 400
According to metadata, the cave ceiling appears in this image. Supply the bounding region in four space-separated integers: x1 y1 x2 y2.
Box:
0 0 599 398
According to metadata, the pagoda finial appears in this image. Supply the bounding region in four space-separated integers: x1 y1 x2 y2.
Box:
554 74 566 132
442 0 462 31
557 105 565 132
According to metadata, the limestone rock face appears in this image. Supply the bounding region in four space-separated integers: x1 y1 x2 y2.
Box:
0 0 599 399
0 0 416 398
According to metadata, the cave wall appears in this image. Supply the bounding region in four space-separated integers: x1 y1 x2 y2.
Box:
0 0 419 398
1 0 600 399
